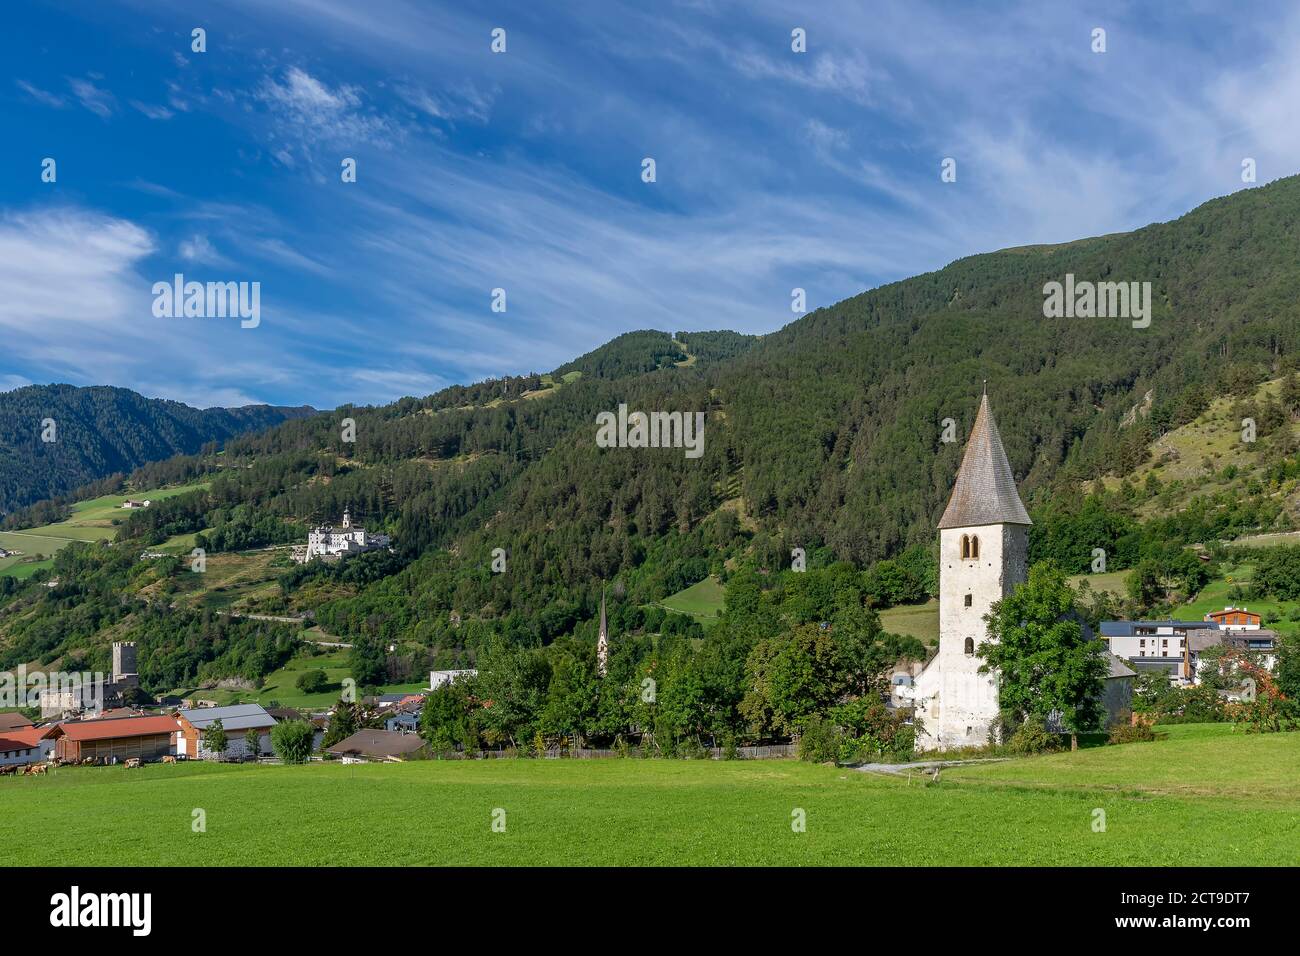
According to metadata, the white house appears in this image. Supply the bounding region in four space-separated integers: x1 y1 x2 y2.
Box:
0 726 56 766
427 669 476 691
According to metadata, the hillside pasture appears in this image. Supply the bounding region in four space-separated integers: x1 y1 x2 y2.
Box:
0 482 209 576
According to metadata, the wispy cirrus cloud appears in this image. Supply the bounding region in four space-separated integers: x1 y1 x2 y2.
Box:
130 99 173 120
16 79 67 108
67 76 115 118
7 0 1300 410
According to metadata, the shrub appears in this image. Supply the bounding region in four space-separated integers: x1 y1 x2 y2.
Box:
676 736 707 760
721 733 740 760
1107 711 1156 744
797 716 841 763
270 719 316 763
296 669 328 694
1007 716 1060 755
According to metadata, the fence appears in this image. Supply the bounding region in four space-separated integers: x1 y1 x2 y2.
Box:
463 743 798 760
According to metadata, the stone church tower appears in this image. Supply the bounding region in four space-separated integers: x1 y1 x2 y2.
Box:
596 589 609 678
912 393 1031 750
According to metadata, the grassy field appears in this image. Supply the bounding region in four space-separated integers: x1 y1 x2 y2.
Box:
0 482 208 575
171 648 426 709
1 723 1292 866
1068 569 1130 596
655 575 725 623
879 598 939 644
1172 561 1300 629
162 548 287 611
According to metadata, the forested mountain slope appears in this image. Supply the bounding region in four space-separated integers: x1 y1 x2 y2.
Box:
0 384 315 513
5 175 1300 682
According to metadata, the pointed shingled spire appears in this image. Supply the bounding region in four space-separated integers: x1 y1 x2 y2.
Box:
937 394 1032 529
597 587 609 678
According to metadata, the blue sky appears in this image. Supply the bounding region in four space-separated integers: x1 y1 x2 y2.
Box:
1 0 1296 409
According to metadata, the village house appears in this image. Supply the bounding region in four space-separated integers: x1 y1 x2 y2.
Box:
0 711 35 733
1102 618 1279 682
120 499 152 509
0 725 56 766
427 669 476 691
384 701 424 733
48 714 180 764
375 692 425 710
327 729 426 762
175 703 277 759
1204 606 1261 630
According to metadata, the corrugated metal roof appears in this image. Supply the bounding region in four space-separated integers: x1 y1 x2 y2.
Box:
177 703 275 732
55 716 180 742
937 394 1032 529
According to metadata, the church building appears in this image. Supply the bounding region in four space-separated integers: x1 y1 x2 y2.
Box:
910 393 1031 751
292 510 392 564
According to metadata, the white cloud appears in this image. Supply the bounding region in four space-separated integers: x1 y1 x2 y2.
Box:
260 66 360 116
130 100 174 121
396 81 495 123
0 208 154 334
67 77 115 119
178 234 231 266
16 80 67 108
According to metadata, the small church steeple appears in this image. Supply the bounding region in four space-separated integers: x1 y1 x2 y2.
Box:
597 587 609 678
937 393 1031 529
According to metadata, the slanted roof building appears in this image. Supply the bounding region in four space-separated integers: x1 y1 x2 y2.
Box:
175 703 277 759
327 729 426 761
910 392 1034 750
49 715 180 763
937 394 1032 530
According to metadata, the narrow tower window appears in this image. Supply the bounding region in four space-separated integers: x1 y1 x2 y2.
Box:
960 534 970 559
964 637 974 656
964 594 972 607
970 535 980 560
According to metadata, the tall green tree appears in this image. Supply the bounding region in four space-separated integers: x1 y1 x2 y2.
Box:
204 718 228 758
980 562 1108 748
270 719 316 763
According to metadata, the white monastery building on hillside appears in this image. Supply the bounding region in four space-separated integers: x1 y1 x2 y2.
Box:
292 510 391 564
908 394 1031 751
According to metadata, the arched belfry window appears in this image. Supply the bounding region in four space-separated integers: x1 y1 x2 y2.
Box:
970 535 980 560
964 637 975 656
960 534 970 559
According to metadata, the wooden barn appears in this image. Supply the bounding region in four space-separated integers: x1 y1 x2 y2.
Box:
49 715 180 764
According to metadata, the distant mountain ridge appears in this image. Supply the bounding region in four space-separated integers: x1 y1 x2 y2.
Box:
0 384 316 513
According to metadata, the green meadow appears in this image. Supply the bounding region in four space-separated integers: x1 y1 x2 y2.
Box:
655 575 726 624
1 723 1293 866
0 482 209 576
170 648 426 709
